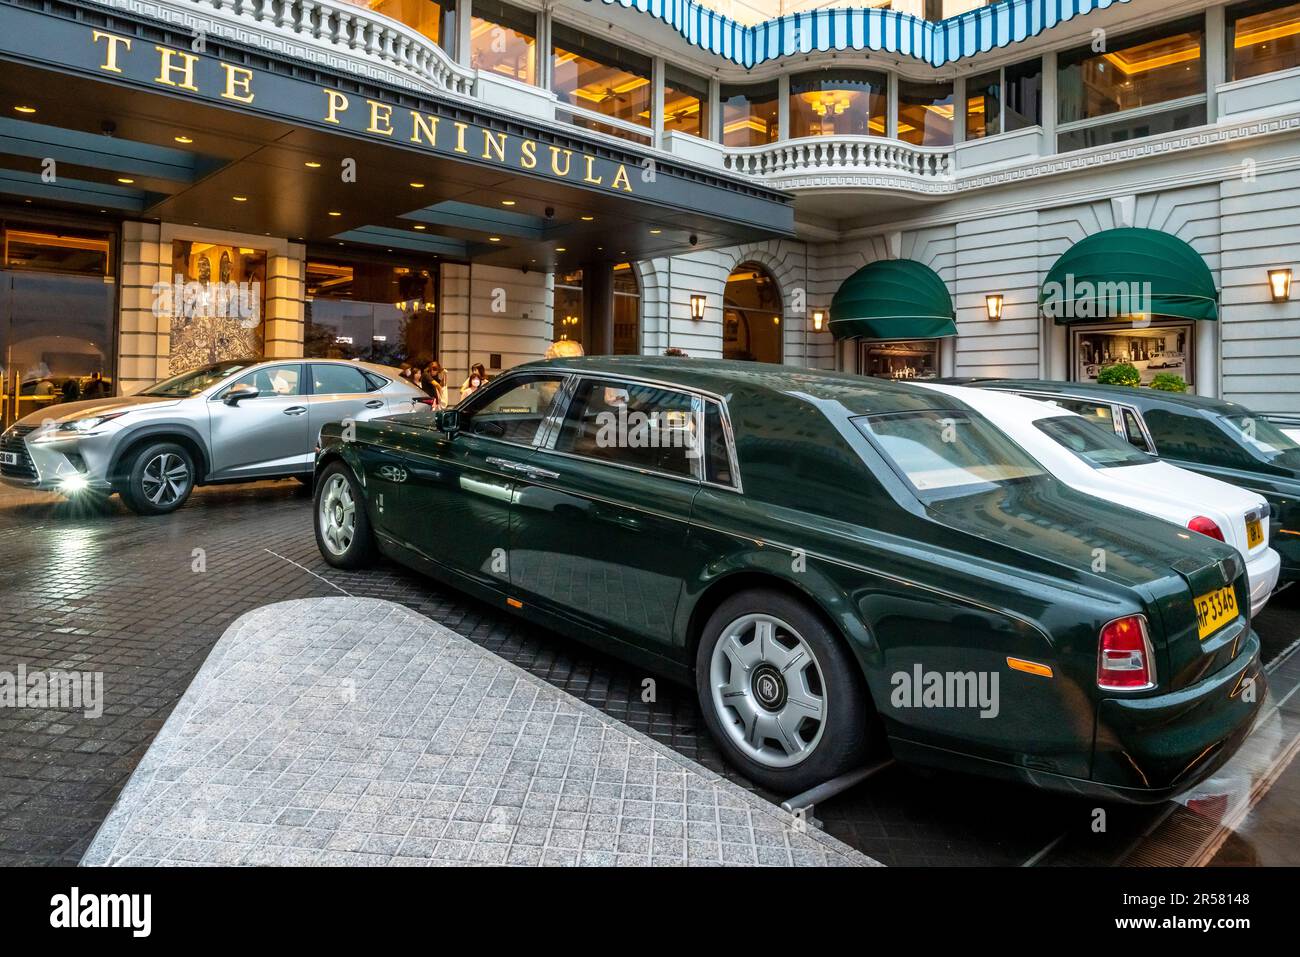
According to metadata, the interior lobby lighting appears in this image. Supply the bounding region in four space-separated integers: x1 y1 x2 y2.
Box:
14 104 36 114
690 293 707 320
986 293 1005 320
581 215 594 221
1268 268 1293 302
556 246 566 253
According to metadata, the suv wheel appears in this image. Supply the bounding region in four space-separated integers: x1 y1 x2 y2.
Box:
121 443 195 515
695 589 877 794
314 463 374 569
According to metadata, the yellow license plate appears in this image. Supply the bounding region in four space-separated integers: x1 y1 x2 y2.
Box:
1246 517 1264 549
1195 585 1239 640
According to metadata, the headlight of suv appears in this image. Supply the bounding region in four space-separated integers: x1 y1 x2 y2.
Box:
31 412 128 441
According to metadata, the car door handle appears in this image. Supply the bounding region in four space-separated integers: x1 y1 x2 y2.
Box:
364 399 385 409
485 456 559 480
283 406 307 416
521 465 559 480
486 456 525 472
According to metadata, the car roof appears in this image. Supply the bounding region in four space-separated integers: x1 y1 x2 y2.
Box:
917 382 1076 422
938 377 1250 416
257 357 403 379
517 356 971 416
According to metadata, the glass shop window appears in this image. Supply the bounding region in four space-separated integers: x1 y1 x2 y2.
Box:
1057 19 1205 124
552 24 652 128
1004 58 1043 131
897 79 955 146
471 0 537 85
1227 0 1300 80
965 70 1001 139
860 340 940 380
663 66 710 138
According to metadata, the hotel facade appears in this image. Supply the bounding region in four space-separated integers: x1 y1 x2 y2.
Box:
0 0 1297 426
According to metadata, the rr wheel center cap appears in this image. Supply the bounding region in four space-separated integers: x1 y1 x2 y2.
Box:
751 665 787 711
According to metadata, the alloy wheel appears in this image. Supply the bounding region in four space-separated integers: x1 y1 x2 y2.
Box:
318 473 356 557
709 612 827 769
140 452 191 506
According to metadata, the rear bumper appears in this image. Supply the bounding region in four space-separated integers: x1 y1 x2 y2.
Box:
1091 630 1264 799
1246 547 1281 617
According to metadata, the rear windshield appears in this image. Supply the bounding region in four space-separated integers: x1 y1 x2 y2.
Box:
1034 415 1153 468
1218 414 1300 468
854 410 1046 500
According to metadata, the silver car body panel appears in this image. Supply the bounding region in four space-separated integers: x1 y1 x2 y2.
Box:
0 359 423 493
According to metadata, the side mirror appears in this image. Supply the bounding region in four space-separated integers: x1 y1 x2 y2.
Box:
224 383 259 406
434 408 461 435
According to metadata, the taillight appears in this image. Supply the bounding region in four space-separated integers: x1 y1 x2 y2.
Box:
1187 515 1225 541
1097 615 1155 691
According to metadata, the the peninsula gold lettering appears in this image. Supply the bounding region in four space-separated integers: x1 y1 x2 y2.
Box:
87 29 634 194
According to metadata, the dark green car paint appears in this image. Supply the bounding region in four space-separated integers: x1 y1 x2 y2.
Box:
317 357 1265 802
946 377 1300 580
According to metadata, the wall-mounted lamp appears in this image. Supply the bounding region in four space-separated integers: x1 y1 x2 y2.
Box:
1268 268 1292 302
985 294 1004 321
811 309 826 332
689 293 707 321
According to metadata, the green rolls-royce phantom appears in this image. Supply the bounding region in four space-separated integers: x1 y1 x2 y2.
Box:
313 357 1264 799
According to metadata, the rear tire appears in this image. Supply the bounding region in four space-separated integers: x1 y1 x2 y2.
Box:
695 589 877 795
120 442 195 515
314 462 374 569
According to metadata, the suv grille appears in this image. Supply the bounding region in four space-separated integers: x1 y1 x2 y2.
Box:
0 425 38 481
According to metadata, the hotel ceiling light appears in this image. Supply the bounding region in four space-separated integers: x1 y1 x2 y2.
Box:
985 294 1004 320
1268 268 1292 302
14 105 36 114
690 293 707 321
304 161 322 168
174 135 193 144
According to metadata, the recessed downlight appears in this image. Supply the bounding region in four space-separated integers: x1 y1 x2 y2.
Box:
14 105 36 114
328 210 342 217
413 224 427 230
409 181 425 188
580 215 594 221
232 195 248 202
501 199 516 206
488 237 501 242
174 135 193 144
116 177 134 184
649 228 662 234
304 161 322 168
556 247 567 252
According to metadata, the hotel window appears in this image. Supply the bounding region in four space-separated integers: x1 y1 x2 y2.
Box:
1057 18 1206 149
1070 322 1193 389
897 79 955 146
470 0 537 85
367 0 456 53
789 71 887 138
1004 58 1042 131
554 269 583 344
965 70 1001 139
720 81 780 146
859 340 940 380
551 24 652 129
663 66 709 139
1228 0 1300 80
612 263 641 355
304 258 437 366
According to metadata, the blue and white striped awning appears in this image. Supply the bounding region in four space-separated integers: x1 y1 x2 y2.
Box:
595 0 1130 68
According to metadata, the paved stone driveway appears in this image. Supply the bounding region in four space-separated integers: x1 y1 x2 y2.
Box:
83 598 874 866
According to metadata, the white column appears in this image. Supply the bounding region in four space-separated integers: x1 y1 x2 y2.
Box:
1040 51 1057 152
887 71 899 140
456 0 473 69
777 74 791 140
709 77 722 141
1205 4 1226 124
953 75 966 145
652 56 666 147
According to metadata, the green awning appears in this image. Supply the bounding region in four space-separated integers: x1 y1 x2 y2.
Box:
829 259 957 340
1040 227 1218 324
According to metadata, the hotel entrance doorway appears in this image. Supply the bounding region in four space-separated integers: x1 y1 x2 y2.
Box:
0 221 116 429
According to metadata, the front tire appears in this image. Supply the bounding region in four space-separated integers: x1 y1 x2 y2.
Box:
314 462 374 569
695 589 875 794
121 442 195 515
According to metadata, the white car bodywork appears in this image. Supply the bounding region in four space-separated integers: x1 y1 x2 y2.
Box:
920 383 1281 617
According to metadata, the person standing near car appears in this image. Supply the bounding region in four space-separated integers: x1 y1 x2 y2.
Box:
460 363 488 400
423 361 446 407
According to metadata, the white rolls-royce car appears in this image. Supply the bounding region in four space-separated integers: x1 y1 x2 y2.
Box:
922 383 1282 617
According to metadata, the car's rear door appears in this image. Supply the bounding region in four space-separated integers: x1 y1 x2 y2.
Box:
306 362 388 445
507 375 702 652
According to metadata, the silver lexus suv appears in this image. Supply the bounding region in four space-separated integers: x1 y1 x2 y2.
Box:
0 358 425 514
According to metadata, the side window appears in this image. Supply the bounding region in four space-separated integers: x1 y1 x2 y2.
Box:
225 364 302 397
704 400 737 487
312 363 370 395
554 378 700 478
460 374 566 445
1120 408 1154 453
1050 397 1117 430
